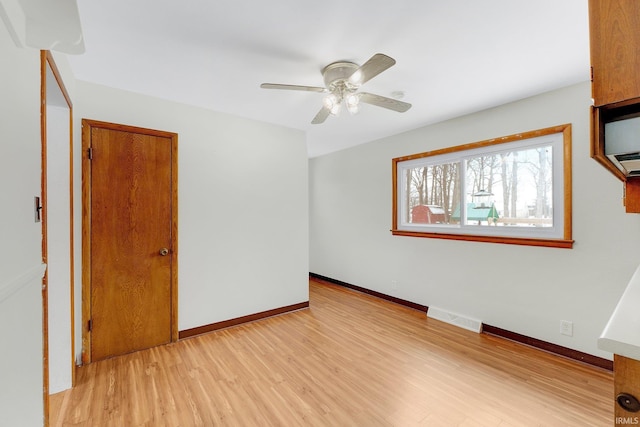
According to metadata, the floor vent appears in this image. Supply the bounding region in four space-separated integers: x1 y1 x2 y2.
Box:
427 306 483 333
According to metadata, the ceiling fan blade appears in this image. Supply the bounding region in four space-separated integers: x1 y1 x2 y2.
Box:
348 53 396 86
260 83 327 93
358 92 412 112
311 107 331 124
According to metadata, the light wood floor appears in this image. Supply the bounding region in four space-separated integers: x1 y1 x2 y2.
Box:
51 278 613 426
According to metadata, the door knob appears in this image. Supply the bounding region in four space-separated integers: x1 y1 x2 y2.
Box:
159 248 169 256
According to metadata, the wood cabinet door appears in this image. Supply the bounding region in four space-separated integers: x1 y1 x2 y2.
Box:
590 0 640 106
83 120 178 362
614 355 640 423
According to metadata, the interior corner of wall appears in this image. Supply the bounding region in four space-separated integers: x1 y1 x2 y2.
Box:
1 0 85 54
0 263 46 305
23 0 85 54
0 0 27 48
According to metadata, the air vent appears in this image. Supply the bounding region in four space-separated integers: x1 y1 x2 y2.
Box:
427 306 483 333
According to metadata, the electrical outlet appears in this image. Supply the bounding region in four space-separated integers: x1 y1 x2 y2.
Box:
390 280 398 291
560 320 573 337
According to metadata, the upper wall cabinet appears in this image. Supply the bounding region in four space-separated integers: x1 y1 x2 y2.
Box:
589 0 640 107
589 0 640 213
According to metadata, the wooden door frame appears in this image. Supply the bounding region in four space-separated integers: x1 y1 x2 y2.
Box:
81 119 179 365
40 50 74 427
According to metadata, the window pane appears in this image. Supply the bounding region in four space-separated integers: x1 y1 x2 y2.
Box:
463 145 553 227
404 162 460 225
392 124 571 247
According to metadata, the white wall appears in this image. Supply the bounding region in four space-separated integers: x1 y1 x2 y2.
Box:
310 82 640 359
47 104 72 393
0 20 45 427
74 81 309 339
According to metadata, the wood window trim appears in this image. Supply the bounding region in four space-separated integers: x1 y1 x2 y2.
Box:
391 124 574 249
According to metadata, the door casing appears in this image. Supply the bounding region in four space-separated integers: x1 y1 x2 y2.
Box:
41 50 75 426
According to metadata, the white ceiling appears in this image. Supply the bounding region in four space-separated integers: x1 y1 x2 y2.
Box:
67 0 590 157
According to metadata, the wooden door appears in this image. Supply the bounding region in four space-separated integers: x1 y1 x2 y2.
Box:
82 119 178 363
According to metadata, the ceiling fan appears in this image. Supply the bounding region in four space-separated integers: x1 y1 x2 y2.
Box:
260 53 412 124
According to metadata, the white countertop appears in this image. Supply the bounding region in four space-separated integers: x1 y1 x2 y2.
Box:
599 264 640 361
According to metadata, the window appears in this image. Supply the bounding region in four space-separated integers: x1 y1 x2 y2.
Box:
392 124 573 248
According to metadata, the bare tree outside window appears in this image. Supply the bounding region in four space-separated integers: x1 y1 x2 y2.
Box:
404 163 459 224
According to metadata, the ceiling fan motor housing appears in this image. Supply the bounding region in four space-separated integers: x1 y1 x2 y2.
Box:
322 61 360 90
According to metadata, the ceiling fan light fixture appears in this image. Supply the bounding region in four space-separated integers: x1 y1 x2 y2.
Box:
346 93 359 106
346 93 360 115
323 93 343 115
323 93 337 109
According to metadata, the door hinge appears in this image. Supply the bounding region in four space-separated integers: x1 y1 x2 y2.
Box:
88 147 93 160
590 66 594 82
88 319 92 332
